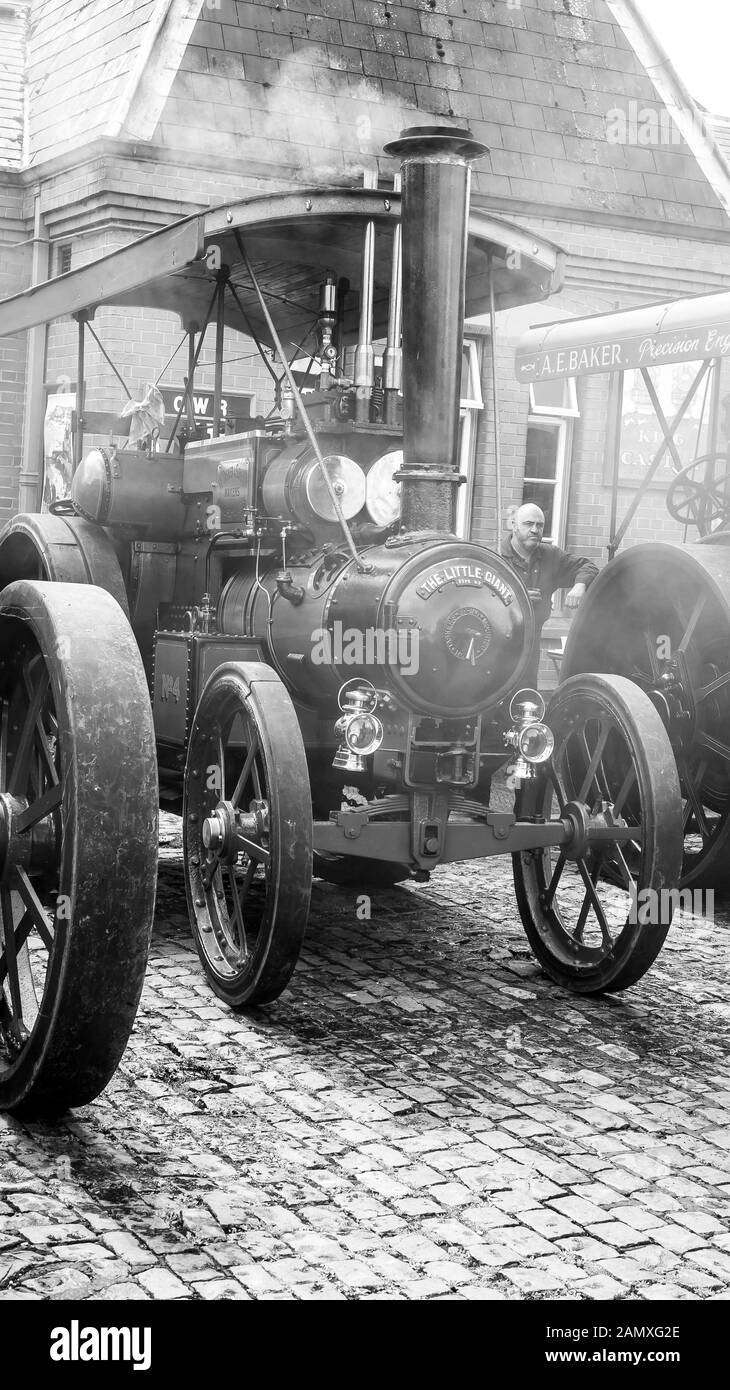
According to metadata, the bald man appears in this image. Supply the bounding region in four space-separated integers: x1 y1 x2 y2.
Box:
501 503 598 687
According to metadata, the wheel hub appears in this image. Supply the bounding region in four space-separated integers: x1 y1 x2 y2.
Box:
202 800 270 860
562 798 628 862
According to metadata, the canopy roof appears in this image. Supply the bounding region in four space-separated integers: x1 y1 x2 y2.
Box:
0 188 564 347
515 288 730 383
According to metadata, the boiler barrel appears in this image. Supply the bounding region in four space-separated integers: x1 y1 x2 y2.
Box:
219 539 534 716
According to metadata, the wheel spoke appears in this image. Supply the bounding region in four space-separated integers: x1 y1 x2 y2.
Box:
541 851 566 908
0 888 25 1030
575 858 613 950
695 670 730 702
578 724 609 804
547 763 568 813
0 910 35 986
677 592 707 654
225 863 248 959
606 843 636 893
230 734 259 808
572 867 596 944
9 666 50 795
612 764 637 818
680 758 712 842
236 833 270 866
15 782 62 834
14 869 54 950
696 730 730 763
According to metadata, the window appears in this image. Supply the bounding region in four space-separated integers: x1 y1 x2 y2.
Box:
529 378 578 417
456 336 484 537
522 377 578 545
460 339 483 410
56 244 72 276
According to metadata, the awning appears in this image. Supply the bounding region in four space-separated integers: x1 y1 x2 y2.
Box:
0 188 564 350
515 288 730 382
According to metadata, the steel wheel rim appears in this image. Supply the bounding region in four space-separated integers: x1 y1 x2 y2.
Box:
184 663 312 1007
187 689 273 984
514 674 681 992
524 698 648 975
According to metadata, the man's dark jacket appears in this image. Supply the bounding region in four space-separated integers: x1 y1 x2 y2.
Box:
499 534 598 633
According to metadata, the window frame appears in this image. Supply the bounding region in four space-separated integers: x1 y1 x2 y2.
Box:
529 377 579 418
522 414 574 548
456 335 484 538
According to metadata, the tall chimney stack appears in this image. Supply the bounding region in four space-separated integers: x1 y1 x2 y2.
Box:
384 126 487 534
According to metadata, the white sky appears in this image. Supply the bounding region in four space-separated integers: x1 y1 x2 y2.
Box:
634 0 730 117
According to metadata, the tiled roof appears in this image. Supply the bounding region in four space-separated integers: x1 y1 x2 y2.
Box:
0 4 28 169
152 0 729 231
25 0 159 163
4 0 730 236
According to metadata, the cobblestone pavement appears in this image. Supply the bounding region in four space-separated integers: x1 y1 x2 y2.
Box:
1 815 730 1303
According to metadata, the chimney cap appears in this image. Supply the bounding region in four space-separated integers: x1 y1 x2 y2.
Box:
384 125 488 163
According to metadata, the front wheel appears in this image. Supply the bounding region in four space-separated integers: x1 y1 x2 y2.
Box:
184 663 312 1008
513 674 683 993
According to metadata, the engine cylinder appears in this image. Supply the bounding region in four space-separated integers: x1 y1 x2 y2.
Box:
261 444 366 537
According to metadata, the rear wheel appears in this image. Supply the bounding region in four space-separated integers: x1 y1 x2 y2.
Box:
0 512 128 613
513 674 682 994
562 542 730 887
0 581 157 1116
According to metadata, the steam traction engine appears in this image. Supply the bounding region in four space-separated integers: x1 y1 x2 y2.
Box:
0 129 683 1115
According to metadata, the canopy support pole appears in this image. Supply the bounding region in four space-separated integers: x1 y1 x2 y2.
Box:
185 328 197 431
165 290 217 453
73 312 87 469
488 254 503 546
213 269 229 439
707 357 723 476
606 371 624 561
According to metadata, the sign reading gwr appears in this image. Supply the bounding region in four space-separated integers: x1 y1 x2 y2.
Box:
159 388 254 424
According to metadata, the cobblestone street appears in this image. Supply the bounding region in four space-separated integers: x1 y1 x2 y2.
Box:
1 816 730 1303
